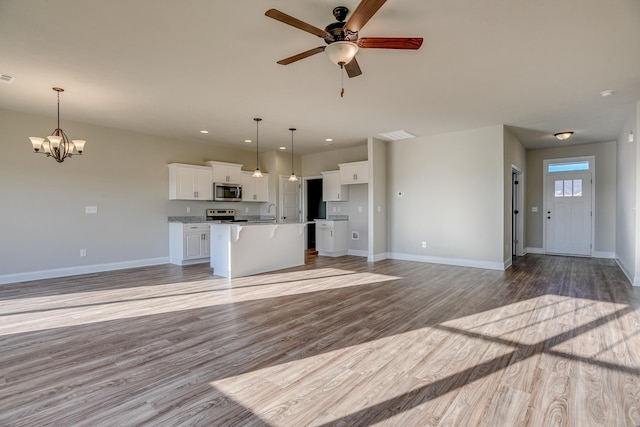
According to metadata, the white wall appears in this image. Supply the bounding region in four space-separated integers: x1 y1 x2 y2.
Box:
525 141 617 255
387 125 505 269
615 102 639 285
0 109 266 282
301 145 368 176
369 137 387 261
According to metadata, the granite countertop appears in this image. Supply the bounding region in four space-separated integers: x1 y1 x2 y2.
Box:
168 215 279 224
315 216 349 221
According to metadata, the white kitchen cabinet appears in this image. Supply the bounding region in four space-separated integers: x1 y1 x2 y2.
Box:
169 223 210 265
322 170 348 201
241 171 269 202
168 164 213 200
205 160 243 184
339 160 369 184
315 220 348 256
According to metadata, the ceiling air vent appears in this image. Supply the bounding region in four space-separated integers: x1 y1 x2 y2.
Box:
0 74 15 84
378 130 416 141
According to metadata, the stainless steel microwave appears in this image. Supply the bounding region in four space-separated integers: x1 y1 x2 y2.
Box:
213 183 242 202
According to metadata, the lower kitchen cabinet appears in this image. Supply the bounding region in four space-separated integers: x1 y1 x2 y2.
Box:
169 223 210 265
315 220 348 257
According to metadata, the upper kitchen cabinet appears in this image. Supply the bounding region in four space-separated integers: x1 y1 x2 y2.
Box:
322 170 348 201
168 163 213 200
205 160 243 184
339 161 369 184
241 171 269 202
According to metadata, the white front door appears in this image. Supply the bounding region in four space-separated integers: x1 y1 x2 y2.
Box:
545 172 592 255
279 176 301 222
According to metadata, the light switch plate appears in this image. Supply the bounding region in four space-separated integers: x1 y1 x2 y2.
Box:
531 207 538 212
85 206 98 214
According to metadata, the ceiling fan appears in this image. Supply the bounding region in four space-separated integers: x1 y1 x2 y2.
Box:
265 0 423 78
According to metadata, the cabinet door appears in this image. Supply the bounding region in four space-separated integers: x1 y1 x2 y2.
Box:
175 167 196 199
322 171 348 201
253 173 269 201
201 232 210 257
185 231 204 258
316 224 332 251
211 163 242 183
339 161 369 184
240 171 269 202
194 169 213 200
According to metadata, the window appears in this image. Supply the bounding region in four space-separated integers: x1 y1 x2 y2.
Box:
554 179 583 197
548 161 589 173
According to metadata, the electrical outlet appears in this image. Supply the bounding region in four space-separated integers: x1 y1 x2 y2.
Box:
80 249 87 257
186 206 190 213
358 206 363 213
352 231 359 240
421 241 427 248
245 207 249 213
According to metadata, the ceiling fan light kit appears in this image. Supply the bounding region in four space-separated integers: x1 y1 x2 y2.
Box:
265 0 422 96
325 41 359 66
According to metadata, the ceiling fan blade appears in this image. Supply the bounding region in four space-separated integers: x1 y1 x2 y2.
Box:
357 37 423 49
277 46 326 65
266 9 333 41
345 57 362 78
345 0 388 32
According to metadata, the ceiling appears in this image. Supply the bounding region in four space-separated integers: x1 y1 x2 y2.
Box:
1 0 639 155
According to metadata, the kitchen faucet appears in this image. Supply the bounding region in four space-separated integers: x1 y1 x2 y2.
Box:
267 203 277 223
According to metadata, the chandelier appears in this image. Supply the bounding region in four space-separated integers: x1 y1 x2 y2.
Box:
29 87 86 163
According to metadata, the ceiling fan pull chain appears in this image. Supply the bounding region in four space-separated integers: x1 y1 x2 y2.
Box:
340 65 345 98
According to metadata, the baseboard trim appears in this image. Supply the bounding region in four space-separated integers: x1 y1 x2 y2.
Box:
592 251 615 259
614 258 640 287
347 249 368 257
0 257 170 285
388 252 505 271
367 252 389 262
504 257 513 270
526 247 545 254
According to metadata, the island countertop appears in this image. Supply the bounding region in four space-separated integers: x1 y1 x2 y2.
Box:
209 222 307 278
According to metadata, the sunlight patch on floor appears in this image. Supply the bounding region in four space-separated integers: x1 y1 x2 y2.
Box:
210 294 635 425
0 268 400 336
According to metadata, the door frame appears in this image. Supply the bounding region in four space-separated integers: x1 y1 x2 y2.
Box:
542 156 595 256
301 175 323 225
511 165 525 257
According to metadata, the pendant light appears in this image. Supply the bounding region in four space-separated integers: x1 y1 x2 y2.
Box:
288 127 298 182
29 87 86 163
252 118 263 177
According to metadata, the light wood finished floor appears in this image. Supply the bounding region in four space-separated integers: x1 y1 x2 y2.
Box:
1 255 639 426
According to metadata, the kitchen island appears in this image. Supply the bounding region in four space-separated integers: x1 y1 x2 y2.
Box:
210 222 306 278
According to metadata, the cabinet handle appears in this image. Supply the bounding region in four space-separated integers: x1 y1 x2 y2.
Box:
337 192 340 200
354 173 357 180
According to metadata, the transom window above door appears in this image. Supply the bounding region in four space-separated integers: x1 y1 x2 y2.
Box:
548 161 589 173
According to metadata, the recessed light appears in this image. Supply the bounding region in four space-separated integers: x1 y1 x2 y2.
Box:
325 138 333 142
378 130 416 141
600 90 614 97
200 130 209 134
244 139 252 143
279 146 286 150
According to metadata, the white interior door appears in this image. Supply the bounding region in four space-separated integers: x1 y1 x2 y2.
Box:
545 172 592 255
280 176 301 222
